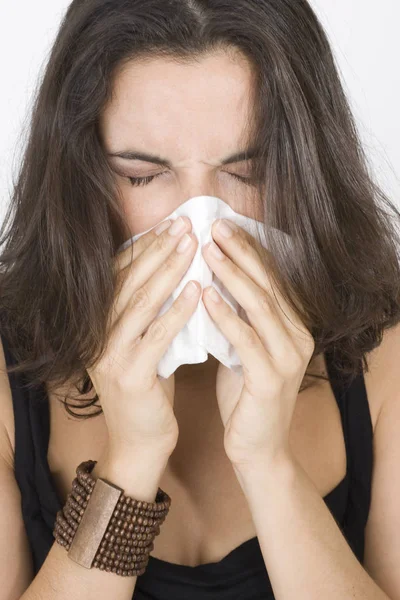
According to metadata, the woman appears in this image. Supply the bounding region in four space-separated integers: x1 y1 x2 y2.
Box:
0 0 399 598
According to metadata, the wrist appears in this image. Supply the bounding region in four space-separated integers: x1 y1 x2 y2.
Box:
92 447 171 502
232 448 297 494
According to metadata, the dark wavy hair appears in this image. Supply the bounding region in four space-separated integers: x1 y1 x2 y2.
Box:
1 0 400 419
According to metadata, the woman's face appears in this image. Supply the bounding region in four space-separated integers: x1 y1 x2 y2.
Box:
99 48 262 236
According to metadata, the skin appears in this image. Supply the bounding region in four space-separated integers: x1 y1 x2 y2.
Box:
99 47 263 414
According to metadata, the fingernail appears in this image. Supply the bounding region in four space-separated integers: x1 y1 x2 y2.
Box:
217 219 237 238
155 220 172 236
168 217 186 236
183 281 198 298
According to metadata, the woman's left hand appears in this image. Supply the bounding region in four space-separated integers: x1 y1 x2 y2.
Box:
201 218 315 470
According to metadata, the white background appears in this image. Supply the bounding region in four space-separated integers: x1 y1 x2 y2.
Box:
0 0 399 226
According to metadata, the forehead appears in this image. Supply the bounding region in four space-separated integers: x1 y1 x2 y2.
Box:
100 50 256 155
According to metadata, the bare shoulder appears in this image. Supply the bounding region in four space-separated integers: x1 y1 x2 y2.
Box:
362 322 400 594
0 333 16 465
363 321 400 433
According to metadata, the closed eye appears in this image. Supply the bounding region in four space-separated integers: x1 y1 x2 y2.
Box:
126 172 254 187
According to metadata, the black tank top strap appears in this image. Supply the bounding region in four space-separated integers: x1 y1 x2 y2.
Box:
324 346 373 563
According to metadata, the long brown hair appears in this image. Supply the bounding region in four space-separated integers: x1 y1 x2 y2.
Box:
1 0 400 419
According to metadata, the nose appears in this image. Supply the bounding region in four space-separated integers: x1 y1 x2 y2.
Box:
174 190 261 223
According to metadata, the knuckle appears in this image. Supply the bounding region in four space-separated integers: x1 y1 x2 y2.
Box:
236 234 251 256
291 331 315 362
289 352 303 373
154 231 172 253
164 252 179 274
145 318 168 343
239 324 259 348
304 333 316 356
130 286 151 311
275 343 303 375
257 292 271 313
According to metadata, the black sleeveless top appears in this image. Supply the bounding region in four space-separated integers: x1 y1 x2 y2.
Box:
2 330 373 599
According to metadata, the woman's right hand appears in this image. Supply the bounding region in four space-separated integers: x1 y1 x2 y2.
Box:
86 216 200 460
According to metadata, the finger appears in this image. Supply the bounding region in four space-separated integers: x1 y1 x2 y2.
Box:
108 234 197 360
113 217 191 275
111 216 192 312
211 220 312 347
118 280 202 386
202 242 312 365
202 287 275 393
112 220 172 276
112 229 198 331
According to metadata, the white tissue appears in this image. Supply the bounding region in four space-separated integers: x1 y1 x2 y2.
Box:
117 195 290 379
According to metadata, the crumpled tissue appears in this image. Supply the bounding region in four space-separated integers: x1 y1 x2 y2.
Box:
117 195 290 379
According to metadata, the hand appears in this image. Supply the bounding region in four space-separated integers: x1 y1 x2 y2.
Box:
201 218 315 469
85 216 201 459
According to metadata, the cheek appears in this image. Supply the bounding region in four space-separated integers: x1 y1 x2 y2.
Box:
118 191 176 236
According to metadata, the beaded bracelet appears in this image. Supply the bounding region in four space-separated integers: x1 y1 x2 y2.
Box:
53 459 171 577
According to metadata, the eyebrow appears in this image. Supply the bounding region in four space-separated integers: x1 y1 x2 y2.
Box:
107 147 260 167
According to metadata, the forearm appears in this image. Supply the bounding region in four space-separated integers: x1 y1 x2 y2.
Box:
234 454 390 600
20 449 170 600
